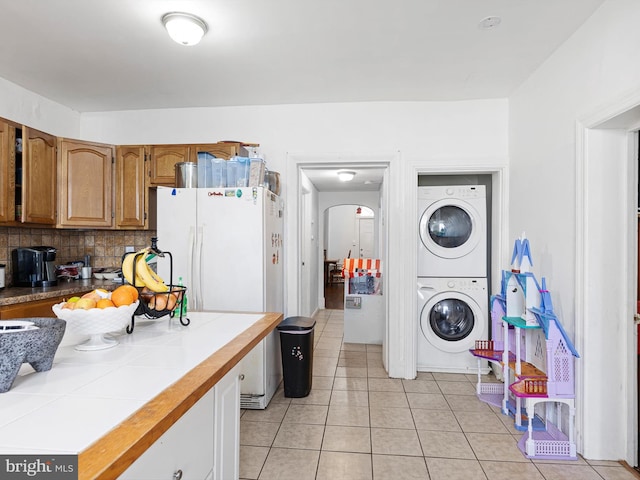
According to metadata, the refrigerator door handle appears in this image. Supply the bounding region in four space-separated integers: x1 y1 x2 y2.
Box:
194 226 204 311
188 226 197 311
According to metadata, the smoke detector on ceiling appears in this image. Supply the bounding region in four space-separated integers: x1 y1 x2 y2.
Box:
478 16 501 30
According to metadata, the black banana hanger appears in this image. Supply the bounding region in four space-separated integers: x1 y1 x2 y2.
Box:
123 237 190 334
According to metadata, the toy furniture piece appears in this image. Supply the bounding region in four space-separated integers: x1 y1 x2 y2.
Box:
470 234 580 460
329 262 344 285
324 259 338 286
329 250 351 285
343 258 383 344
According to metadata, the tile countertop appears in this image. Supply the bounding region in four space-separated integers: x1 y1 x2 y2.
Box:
0 310 283 480
0 279 119 306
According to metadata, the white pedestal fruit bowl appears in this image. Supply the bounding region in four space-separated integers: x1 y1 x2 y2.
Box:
52 301 139 350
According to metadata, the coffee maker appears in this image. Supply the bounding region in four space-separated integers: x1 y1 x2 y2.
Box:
12 246 58 287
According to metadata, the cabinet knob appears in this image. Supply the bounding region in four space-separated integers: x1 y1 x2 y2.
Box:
239 374 245 380
173 469 183 480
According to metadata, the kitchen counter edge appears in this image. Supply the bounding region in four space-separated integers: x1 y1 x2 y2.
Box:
0 280 119 306
78 311 284 480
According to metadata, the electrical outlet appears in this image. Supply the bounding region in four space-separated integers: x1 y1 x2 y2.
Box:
125 246 135 253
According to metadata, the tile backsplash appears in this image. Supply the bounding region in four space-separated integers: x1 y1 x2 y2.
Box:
0 227 156 287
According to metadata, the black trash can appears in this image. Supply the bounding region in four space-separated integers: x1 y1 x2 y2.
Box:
277 316 316 398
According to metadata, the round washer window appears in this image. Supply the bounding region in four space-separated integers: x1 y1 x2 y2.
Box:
428 206 472 248
429 298 475 342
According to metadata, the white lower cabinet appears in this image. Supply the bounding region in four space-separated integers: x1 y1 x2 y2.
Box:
120 366 242 480
120 388 214 479
213 364 241 480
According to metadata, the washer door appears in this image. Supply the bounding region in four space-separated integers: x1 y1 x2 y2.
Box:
419 198 483 259
419 290 484 353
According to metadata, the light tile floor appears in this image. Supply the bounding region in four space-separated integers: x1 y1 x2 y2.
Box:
240 309 639 480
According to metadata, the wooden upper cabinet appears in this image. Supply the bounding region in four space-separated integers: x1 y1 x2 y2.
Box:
57 139 114 228
22 127 56 225
149 144 192 186
0 120 14 223
148 143 250 186
193 142 248 160
116 145 147 229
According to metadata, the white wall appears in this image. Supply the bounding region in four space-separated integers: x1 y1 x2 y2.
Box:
326 205 357 260
0 77 80 136
80 100 507 196
326 204 378 261
509 0 640 462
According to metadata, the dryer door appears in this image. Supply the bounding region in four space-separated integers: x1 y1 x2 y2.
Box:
418 198 483 260
419 290 484 353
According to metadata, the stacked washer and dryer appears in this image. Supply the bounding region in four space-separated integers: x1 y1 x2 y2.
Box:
417 185 489 373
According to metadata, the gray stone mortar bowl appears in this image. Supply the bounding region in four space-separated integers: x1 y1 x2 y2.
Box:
0 318 66 393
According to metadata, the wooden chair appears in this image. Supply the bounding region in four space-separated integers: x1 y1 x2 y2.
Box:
329 250 351 285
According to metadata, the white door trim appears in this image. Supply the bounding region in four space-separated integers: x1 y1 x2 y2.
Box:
286 151 397 373
576 88 640 463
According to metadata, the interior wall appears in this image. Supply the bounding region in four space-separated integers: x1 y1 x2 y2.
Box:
508 0 640 461
326 205 356 260
326 204 378 261
0 77 80 136
80 100 507 200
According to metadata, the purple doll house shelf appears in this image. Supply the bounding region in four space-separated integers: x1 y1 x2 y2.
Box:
469 234 580 460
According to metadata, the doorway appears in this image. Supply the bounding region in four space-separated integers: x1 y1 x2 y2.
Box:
358 207 375 258
577 104 640 463
323 204 377 310
286 156 389 312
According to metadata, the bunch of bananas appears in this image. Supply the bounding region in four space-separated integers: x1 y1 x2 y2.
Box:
121 248 169 293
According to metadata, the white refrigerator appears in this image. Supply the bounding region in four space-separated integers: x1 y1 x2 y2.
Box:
156 186 284 409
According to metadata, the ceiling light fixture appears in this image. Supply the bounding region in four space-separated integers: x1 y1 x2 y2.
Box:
337 170 356 182
162 12 208 46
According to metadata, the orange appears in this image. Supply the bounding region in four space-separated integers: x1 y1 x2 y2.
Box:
120 284 139 302
96 298 115 309
111 285 136 307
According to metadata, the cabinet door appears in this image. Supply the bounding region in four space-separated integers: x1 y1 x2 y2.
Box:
22 127 56 224
0 294 81 319
120 388 214 480
193 143 246 160
0 120 14 223
213 365 241 480
58 139 114 228
149 145 191 186
116 146 147 229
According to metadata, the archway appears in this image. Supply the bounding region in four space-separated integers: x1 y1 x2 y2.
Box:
323 204 377 309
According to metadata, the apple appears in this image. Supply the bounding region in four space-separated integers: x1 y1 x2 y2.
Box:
81 291 101 302
75 298 97 310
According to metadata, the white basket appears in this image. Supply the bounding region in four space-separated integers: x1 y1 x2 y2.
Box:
52 301 139 350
